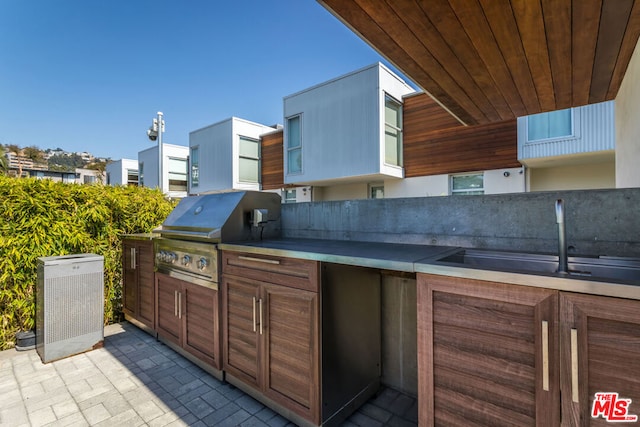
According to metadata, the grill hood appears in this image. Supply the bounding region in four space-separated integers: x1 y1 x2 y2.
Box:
155 191 281 243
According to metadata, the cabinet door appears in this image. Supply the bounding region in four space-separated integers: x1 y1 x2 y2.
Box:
136 241 155 329
155 273 182 346
223 275 261 388
122 241 137 317
560 293 640 426
262 283 319 424
183 282 219 369
417 274 560 427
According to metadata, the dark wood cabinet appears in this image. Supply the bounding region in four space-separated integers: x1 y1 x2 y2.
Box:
417 273 559 426
418 273 640 427
122 238 155 330
156 272 220 369
222 253 320 424
560 292 640 426
222 251 381 427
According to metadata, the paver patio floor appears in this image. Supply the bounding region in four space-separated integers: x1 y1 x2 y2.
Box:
0 322 417 427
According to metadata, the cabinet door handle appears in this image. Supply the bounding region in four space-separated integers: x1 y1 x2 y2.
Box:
571 328 579 403
174 291 178 317
238 255 280 265
252 297 257 332
131 247 136 269
542 320 549 391
178 292 182 319
259 298 263 335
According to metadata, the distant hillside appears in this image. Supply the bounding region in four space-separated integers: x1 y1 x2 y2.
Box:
2 144 110 172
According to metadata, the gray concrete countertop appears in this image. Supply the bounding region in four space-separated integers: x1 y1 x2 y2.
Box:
219 238 640 301
219 238 456 272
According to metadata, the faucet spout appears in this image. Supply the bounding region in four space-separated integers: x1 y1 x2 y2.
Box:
555 199 568 274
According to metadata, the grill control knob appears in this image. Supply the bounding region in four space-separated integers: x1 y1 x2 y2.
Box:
197 257 208 271
181 255 191 266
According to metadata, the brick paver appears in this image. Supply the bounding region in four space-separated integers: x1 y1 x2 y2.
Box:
0 322 417 426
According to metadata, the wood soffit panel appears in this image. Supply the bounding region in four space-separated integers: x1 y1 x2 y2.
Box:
319 0 640 125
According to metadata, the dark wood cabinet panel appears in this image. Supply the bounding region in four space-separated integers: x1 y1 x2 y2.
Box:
137 242 155 327
122 242 137 316
263 283 319 420
223 275 261 387
156 272 220 370
122 239 155 330
560 293 640 426
417 273 560 427
183 282 219 367
156 274 181 346
418 273 640 427
222 253 322 425
222 251 319 292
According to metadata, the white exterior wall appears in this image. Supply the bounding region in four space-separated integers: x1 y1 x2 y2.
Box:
384 167 525 198
106 159 138 185
138 143 188 198
517 101 615 165
528 161 616 192
615 40 640 188
189 117 276 194
283 63 414 185
190 119 234 193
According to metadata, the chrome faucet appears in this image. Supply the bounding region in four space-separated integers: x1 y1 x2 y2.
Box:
555 199 569 274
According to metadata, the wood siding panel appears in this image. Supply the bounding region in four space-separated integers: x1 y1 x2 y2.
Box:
404 117 519 177
403 93 463 135
590 0 635 103
319 0 640 124
261 130 284 191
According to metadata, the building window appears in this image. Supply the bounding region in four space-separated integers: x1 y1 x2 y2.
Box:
384 94 403 167
287 115 302 174
284 189 296 204
527 108 573 141
168 157 187 192
451 173 484 195
190 146 199 187
139 162 144 187
239 136 260 183
369 183 384 199
126 169 138 186
84 175 97 184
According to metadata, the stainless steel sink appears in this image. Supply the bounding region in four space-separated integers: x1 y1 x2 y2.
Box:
436 249 640 283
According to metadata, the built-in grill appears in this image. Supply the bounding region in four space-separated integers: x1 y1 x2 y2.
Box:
154 191 281 286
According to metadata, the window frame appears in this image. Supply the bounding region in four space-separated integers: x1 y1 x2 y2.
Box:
286 114 303 175
284 189 297 204
190 146 199 188
450 173 485 196
368 183 385 199
384 93 403 167
525 108 575 143
167 157 188 192
238 136 261 184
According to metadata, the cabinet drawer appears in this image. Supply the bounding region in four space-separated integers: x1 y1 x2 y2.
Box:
222 251 319 292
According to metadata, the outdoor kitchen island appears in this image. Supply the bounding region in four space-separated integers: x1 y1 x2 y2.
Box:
218 239 454 427
220 237 640 427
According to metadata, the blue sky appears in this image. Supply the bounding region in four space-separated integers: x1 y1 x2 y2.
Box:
0 1 415 160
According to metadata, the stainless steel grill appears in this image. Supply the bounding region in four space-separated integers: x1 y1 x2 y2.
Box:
153 191 281 284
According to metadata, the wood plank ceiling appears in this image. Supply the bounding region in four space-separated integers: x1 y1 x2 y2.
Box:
319 0 640 125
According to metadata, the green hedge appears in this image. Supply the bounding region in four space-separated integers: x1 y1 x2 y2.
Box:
0 176 175 350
